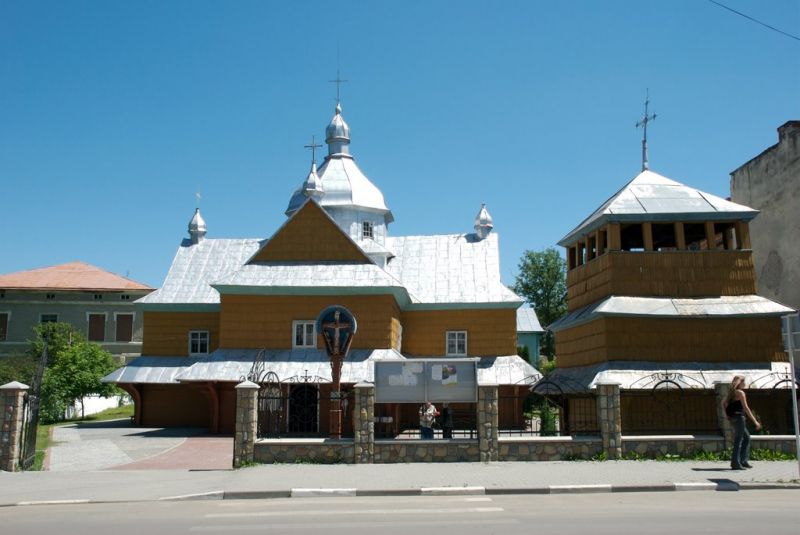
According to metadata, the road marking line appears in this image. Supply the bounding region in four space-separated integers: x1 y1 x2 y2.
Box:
206 506 504 519
16 499 91 506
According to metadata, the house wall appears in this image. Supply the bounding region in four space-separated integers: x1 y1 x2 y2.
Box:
400 309 517 357
730 121 800 312
0 289 149 358
219 295 401 349
139 384 210 428
141 311 220 356
566 251 756 311
516 332 541 361
556 317 785 368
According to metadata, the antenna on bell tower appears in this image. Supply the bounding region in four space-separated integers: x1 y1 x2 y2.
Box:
636 89 657 172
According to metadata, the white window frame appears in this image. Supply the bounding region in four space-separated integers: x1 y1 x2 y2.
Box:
292 320 317 349
189 330 210 355
362 220 374 240
446 330 468 356
40 313 59 324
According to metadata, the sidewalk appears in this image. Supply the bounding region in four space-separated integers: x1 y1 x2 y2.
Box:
2 460 799 506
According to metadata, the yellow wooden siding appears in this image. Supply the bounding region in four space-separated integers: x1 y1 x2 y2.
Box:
249 200 370 263
566 250 757 311
219 295 401 349
400 309 517 356
140 384 210 428
556 316 786 368
142 311 220 356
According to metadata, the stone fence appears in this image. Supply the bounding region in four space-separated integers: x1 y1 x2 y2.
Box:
0 382 29 472
232 380 798 466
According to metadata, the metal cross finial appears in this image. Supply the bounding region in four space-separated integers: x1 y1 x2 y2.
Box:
636 89 657 172
304 135 322 164
328 69 348 104
195 191 202 209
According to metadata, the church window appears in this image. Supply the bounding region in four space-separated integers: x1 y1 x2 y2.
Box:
293 320 316 349
189 330 209 355
362 221 374 240
446 331 467 356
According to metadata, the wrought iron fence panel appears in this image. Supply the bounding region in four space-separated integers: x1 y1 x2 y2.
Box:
374 403 478 439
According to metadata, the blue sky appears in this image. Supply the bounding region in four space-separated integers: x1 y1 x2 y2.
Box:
1 1 798 288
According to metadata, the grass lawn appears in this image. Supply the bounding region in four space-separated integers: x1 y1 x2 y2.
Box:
31 404 134 471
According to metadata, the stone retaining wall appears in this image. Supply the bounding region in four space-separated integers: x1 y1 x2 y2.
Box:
622 435 798 458
254 439 354 464
750 436 798 455
374 440 480 463
499 437 603 461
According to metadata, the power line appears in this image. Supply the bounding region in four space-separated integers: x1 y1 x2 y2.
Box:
707 0 800 42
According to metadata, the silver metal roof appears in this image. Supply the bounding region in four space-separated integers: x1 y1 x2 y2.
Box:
516 307 544 333
103 351 540 386
385 233 522 307
548 360 794 393
143 230 520 308
101 356 196 384
476 355 541 385
188 208 207 244
550 295 794 332
137 239 261 307
212 262 414 301
474 204 493 240
559 170 758 246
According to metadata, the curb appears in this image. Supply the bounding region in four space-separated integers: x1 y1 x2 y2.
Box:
4 482 800 507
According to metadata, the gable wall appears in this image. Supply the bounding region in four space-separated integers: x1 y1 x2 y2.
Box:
250 202 369 263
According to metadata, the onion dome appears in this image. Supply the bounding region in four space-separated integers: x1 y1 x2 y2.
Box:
474 203 493 240
325 102 351 157
188 208 207 245
302 162 324 199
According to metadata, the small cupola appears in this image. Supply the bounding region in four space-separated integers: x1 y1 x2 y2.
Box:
474 203 493 240
302 161 324 199
188 208 207 245
325 102 351 157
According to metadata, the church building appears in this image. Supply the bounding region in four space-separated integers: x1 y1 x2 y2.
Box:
104 100 538 434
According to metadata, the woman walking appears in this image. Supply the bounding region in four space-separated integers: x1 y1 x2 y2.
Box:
722 375 761 470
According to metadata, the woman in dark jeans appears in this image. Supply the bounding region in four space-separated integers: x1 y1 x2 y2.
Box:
722 375 761 470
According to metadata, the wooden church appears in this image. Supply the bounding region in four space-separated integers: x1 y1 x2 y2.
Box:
104 101 538 435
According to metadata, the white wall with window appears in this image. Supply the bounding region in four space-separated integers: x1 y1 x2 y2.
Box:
189 330 209 355
293 320 316 349
446 330 468 356
86 312 106 342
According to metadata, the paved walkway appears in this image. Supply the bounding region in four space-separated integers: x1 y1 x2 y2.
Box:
47 419 232 471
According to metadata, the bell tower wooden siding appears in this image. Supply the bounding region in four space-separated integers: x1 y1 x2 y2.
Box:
555 317 786 368
555 217 786 369
564 221 756 312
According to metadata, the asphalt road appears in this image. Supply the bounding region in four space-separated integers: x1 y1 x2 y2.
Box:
1 491 799 535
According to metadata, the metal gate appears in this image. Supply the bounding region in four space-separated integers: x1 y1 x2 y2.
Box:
18 339 49 470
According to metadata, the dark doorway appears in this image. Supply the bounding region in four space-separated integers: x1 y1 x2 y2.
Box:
288 384 318 434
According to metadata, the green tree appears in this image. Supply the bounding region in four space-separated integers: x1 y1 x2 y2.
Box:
27 323 117 422
513 247 567 358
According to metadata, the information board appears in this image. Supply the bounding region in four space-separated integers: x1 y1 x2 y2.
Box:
374 359 478 403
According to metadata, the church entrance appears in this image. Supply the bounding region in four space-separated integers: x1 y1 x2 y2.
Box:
288 384 318 434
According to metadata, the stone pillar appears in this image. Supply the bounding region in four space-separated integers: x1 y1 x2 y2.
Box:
233 380 259 468
0 382 29 472
596 382 622 460
353 382 375 464
478 384 499 462
714 382 733 445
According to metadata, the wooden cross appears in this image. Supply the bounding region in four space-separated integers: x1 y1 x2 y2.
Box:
304 135 322 164
636 89 657 171
322 310 352 356
328 69 348 104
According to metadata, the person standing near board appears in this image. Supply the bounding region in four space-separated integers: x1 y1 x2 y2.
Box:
419 400 439 439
